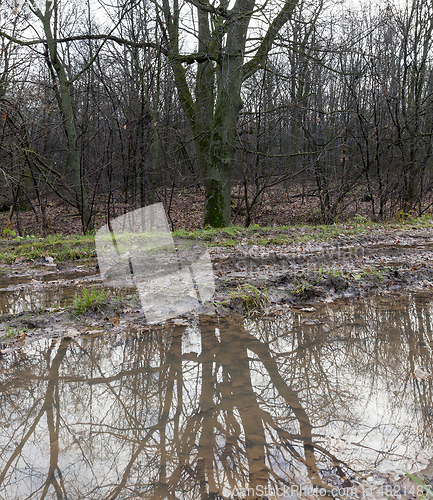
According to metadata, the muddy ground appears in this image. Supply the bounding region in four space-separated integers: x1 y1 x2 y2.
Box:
1 225 433 352
1 225 433 498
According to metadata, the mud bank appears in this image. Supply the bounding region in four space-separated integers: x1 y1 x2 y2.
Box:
211 226 433 311
1 226 433 349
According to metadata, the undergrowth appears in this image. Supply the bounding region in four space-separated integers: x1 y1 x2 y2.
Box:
71 288 114 315
229 284 270 315
1 214 433 263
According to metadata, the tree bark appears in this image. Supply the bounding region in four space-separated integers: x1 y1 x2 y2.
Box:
35 1 94 232
160 0 300 227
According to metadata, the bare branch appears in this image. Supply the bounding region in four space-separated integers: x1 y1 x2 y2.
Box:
241 0 299 81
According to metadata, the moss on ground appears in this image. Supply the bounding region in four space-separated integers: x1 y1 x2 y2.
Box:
0 234 95 264
1 214 433 263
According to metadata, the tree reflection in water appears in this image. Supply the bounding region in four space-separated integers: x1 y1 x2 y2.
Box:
0 293 432 499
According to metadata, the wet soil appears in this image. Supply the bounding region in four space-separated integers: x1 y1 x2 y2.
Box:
1 226 433 349
211 226 433 311
1 227 433 498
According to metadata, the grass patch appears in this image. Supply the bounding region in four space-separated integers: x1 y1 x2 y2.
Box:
0 234 96 264
174 216 433 247
362 267 384 282
173 225 246 241
0 325 28 339
71 287 114 315
2 214 433 264
292 279 316 299
229 284 270 315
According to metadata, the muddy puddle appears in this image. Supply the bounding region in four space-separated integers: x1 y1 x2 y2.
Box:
212 238 433 268
0 294 432 499
0 266 100 315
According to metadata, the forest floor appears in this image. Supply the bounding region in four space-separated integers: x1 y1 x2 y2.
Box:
1 216 433 347
0 183 416 236
1 207 433 497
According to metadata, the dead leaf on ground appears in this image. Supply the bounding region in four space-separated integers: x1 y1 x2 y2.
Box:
413 367 431 381
65 328 81 338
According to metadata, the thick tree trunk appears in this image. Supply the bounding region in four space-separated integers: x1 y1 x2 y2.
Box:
162 0 299 227
203 5 250 227
204 177 231 227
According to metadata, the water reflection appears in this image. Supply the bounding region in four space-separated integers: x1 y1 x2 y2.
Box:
0 287 78 315
0 294 432 499
0 269 99 315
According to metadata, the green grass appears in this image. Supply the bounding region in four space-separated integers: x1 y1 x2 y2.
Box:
173 225 246 241
71 287 114 315
362 266 384 282
229 284 270 315
173 215 433 247
0 235 96 264
1 214 433 264
403 471 433 498
318 266 347 278
0 233 95 264
0 325 28 339
293 279 315 299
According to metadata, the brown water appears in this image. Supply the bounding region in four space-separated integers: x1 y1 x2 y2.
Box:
0 293 432 499
0 269 100 315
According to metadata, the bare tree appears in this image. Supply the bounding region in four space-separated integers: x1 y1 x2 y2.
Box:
154 0 314 226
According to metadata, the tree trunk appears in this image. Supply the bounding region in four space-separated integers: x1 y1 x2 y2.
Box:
37 2 94 233
161 0 299 227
